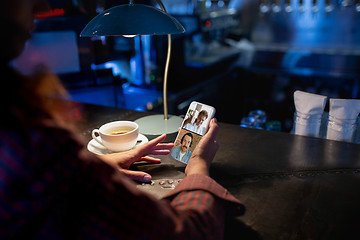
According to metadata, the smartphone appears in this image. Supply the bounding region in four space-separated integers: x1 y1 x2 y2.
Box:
170 101 216 164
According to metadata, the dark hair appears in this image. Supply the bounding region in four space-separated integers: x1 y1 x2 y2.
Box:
180 132 193 147
199 110 209 118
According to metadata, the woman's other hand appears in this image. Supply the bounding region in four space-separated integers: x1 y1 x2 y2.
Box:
99 134 173 182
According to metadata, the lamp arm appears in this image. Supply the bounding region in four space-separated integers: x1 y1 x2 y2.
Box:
155 0 167 12
163 34 171 120
155 0 171 121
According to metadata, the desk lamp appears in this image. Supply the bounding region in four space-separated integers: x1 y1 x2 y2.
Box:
80 0 185 135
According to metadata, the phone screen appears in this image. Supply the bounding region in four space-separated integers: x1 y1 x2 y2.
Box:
170 101 216 164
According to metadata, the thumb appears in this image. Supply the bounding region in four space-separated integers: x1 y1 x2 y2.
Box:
120 169 152 182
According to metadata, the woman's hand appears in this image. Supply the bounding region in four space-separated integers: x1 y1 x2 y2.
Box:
185 118 219 176
98 134 173 182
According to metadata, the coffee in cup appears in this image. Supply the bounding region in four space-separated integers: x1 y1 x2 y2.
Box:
107 128 134 135
92 121 139 152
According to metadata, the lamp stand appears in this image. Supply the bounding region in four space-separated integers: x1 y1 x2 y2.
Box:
135 114 183 135
135 31 183 135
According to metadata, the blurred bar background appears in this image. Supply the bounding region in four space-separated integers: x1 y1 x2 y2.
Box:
11 0 360 132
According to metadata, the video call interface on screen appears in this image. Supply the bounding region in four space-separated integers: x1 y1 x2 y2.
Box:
170 102 215 164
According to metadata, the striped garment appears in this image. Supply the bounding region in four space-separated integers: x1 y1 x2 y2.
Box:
0 120 244 239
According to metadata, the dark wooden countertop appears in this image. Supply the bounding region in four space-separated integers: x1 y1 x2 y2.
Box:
67 100 360 240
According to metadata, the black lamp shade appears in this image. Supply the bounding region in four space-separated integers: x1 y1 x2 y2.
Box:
80 4 185 37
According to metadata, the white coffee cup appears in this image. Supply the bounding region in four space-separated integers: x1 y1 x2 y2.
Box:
92 121 139 152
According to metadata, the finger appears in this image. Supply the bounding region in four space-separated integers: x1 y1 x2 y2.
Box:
120 169 152 182
203 118 219 140
149 134 167 144
209 118 218 131
151 143 174 150
138 134 167 151
137 156 162 163
150 149 172 155
133 134 167 157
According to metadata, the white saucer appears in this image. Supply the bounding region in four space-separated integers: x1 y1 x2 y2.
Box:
87 134 148 155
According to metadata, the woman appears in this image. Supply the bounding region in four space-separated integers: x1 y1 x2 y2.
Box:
0 0 244 239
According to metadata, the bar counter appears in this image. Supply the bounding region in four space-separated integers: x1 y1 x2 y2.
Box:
68 100 360 239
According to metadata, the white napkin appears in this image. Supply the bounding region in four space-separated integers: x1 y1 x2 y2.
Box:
293 90 327 137
326 99 360 142
294 91 327 115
